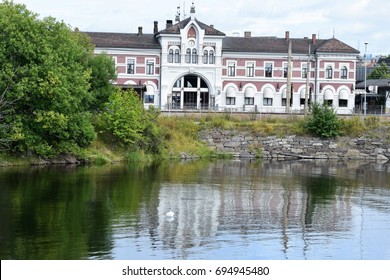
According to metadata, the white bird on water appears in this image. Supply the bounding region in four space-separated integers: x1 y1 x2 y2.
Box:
166 211 174 217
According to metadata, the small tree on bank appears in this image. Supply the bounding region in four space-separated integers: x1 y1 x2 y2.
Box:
303 103 341 138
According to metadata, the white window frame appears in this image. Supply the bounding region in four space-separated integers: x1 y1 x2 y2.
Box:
340 65 348 79
325 64 334 79
226 97 236 105
245 97 254 105
146 59 155 75
246 61 255 77
265 62 273 78
301 62 308 79
126 57 136 74
283 62 288 78
227 61 236 77
263 98 273 106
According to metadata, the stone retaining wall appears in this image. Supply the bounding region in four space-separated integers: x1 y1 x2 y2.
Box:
199 129 390 161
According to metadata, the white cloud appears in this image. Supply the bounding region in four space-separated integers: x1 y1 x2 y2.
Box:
8 0 390 55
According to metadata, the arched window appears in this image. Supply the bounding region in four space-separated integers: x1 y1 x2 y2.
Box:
203 50 208 64
341 66 348 79
326 66 333 79
185 48 191 63
192 49 197 64
175 49 180 63
168 49 174 63
209 50 214 64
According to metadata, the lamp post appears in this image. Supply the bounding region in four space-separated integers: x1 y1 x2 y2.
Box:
364 42 368 117
386 81 390 114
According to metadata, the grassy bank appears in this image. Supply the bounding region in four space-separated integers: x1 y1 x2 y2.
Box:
1 113 390 167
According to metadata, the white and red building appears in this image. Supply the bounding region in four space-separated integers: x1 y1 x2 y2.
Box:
86 3 359 114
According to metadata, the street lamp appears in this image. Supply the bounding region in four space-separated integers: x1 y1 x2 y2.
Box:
387 80 390 114
364 42 368 117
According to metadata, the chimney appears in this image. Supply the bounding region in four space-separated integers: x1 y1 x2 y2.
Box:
210 24 214 28
166 20 173 29
285 31 290 40
312 34 317 44
244 31 251 38
138 26 143 36
153 21 158 34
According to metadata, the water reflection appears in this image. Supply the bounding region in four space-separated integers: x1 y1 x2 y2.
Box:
0 160 390 260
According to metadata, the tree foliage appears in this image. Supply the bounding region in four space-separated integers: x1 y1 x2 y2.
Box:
0 1 118 157
367 62 390 79
303 103 341 138
87 53 117 112
102 88 162 153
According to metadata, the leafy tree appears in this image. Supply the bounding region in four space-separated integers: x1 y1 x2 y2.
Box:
87 54 117 112
0 1 100 157
103 88 146 146
102 88 162 152
367 62 390 79
303 103 341 138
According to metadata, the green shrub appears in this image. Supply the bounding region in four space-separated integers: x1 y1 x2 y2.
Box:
340 116 366 136
303 103 341 138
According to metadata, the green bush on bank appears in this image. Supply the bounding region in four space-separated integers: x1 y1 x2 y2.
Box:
302 103 342 138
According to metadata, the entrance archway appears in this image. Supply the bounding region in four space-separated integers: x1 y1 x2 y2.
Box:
170 75 210 109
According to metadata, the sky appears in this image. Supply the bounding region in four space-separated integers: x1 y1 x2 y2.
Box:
10 0 390 56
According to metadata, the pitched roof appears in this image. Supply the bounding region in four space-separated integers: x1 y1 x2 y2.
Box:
222 36 359 55
315 38 359 54
356 78 390 89
84 32 160 49
157 17 225 36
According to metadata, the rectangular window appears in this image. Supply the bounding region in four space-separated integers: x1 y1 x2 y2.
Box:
339 99 348 107
246 62 254 77
146 60 154 75
282 98 292 106
226 97 236 105
263 98 273 106
302 63 308 78
127 58 135 74
144 95 154 104
228 62 236 77
265 63 273 77
245 97 254 105
283 63 288 78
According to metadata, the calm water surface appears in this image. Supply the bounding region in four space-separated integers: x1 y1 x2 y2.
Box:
1 160 389 260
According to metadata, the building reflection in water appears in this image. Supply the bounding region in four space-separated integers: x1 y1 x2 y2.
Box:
154 160 361 259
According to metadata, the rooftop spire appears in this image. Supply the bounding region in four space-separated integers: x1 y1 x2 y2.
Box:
190 1 195 14
175 6 180 22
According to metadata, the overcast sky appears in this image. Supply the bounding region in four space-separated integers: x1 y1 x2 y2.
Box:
11 0 390 56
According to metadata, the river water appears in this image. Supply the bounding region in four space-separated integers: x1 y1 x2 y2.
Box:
0 160 389 260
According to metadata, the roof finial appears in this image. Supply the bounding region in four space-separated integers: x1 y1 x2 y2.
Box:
190 1 195 14
175 6 181 22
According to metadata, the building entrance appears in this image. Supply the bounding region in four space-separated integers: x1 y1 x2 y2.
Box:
170 75 210 109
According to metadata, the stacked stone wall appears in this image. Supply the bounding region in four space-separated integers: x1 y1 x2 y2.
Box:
200 129 390 161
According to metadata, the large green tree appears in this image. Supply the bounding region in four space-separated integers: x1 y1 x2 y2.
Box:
0 1 116 157
367 62 390 79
